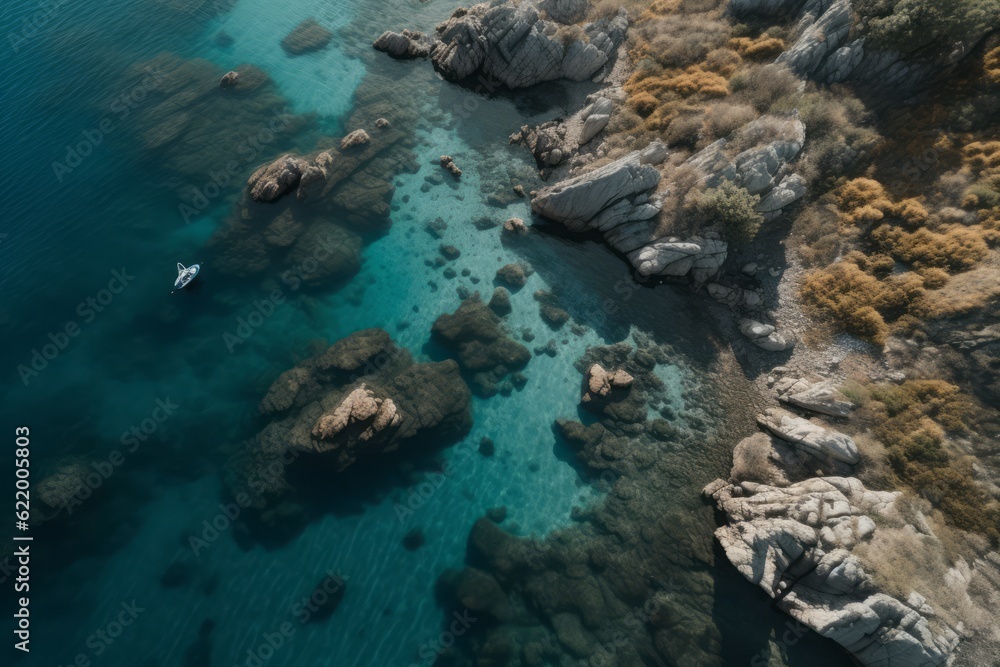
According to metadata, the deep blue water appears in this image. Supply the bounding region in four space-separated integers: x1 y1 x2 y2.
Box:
0 0 853 665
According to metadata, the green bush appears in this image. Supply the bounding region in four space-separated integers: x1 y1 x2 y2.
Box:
855 0 999 53
697 181 764 245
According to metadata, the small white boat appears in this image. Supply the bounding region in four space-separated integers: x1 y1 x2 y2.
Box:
173 262 200 292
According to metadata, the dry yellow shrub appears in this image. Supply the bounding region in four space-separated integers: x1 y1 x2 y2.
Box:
963 141 1000 175
870 224 989 271
894 198 930 227
704 48 742 76
836 177 891 210
918 267 950 289
800 262 891 344
662 66 730 97
728 35 786 59
628 91 659 117
982 207 1000 244
985 46 1000 85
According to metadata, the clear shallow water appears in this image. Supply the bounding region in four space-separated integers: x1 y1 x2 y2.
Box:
0 0 852 665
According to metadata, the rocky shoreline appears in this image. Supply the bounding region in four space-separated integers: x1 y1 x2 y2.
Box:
369 1 1000 665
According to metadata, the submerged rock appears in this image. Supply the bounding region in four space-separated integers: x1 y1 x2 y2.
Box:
495 263 530 289
340 129 371 150
534 290 570 329
431 295 531 397
488 287 512 317
227 329 472 506
403 528 426 551
219 71 239 88
281 18 333 56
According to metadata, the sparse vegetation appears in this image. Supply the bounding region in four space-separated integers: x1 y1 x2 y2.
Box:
695 181 763 245
845 380 999 542
854 0 999 54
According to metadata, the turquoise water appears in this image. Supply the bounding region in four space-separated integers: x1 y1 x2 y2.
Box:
0 0 852 665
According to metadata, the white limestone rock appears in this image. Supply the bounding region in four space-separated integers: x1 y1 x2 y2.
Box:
739 318 793 352
757 406 859 464
706 476 959 667
775 376 853 417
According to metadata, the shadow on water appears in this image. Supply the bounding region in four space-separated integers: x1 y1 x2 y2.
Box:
514 221 726 365
234 426 469 550
709 525 855 666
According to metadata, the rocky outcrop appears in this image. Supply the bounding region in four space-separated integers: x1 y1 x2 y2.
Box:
531 114 807 283
281 18 333 55
219 71 239 88
340 129 370 150
247 155 309 203
374 1 629 89
739 317 793 352
310 384 402 448
431 295 532 396
706 475 960 666
757 406 859 464
440 155 462 179
372 29 432 58
763 0 991 94
531 141 664 233
209 104 417 284
227 329 472 504
509 94 615 168
502 217 528 237
581 363 633 404
775 375 854 417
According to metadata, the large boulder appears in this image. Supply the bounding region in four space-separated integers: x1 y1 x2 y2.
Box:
247 155 309 203
227 330 472 504
581 363 633 404
372 29 432 58
757 407 859 464
532 142 664 231
706 476 960 666
739 317 793 352
374 1 629 89
774 376 853 417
